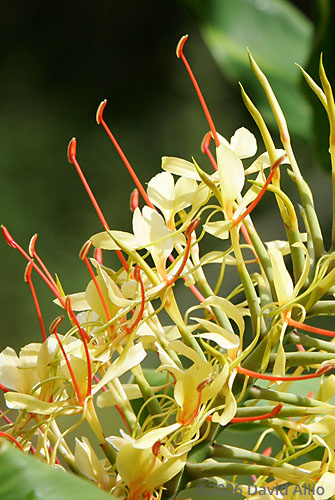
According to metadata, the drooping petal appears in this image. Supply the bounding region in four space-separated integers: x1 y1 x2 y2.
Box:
161 156 201 180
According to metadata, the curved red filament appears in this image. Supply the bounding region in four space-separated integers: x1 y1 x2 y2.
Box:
0 432 24 451
67 138 129 272
177 35 219 148
50 316 84 406
232 154 286 226
24 261 47 342
288 318 335 337
201 131 218 171
96 102 154 209
236 364 333 381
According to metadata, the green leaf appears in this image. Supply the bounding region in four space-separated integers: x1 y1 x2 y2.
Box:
183 0 313 139
0 445 115 500
303 0 335 170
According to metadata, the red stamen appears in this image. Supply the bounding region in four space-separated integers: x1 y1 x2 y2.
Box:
29 234 58 290
0 383 10 393
94 247 103 265
288 318 335 337
307 390 314 399
130 188 139 212
166 219 200 287
232 154 286 226
127 265 145 334
80 241 113 335
67 138 129 272
24 261 47 341
152 440 161 457
231 404 282 423
201 131 218 171
2 226 64 302
236 364 333 381
263 447 272 457
50 316 84 406
96 101 154 209
176 35 220 148
65 298 92 397
0 431 24 451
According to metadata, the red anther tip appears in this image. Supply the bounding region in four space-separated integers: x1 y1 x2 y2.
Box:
152 440 161 457
28 233 38 257
130 188 139 212
94 247 103 265
96 99 107 125
176 34 188 58
200 131 211 154
79 239 93 260
65 296 72 314
1 225 16 248
67 137 77 164
134 265 141 281
186 218 200 238
49 316 64 334
23 260 34 283
263 447 272 456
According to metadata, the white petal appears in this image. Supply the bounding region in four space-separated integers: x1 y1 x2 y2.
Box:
230 127 257 159
147 172 175 222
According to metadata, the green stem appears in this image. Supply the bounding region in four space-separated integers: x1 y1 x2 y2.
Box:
184 461 306 482
231 225 265 336
286 330 335 353
244 385 333 409
267 351 335 367
209 444 295 469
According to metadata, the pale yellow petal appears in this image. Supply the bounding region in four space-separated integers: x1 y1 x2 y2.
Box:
161 156 200 180
230 127 257 159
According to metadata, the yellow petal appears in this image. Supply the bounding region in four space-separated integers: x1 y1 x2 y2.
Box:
217 144 245 215
161 156 200 180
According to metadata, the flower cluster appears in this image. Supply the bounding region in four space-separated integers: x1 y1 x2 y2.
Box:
2 36 335 500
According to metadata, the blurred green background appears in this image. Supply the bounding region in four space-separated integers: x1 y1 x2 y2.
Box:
0 0 333 351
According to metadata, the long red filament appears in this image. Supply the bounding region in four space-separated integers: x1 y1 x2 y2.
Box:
96 101 154 209
24 261 47 341
236 364 332 381
67 138 129 272
166 219 200 287
177 35 220 148
231 404 282 423
2 226 65 302
29 234 58 290
288 318 335 337
232 155 286 226
50 317 84 406
65 298 92 397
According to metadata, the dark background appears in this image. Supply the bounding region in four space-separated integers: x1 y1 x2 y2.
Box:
0 0 331 351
